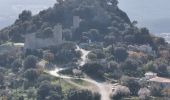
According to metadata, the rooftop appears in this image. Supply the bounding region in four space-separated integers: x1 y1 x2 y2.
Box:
145 72 157 76
149 77 170 83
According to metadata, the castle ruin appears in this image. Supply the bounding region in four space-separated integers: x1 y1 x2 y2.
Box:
24 16 81 50
73 16 81 28
24 24 63 50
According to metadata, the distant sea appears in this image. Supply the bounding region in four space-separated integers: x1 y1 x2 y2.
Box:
0 0 55 29
156 33 170 43
118 0 170 43
118 0 170 34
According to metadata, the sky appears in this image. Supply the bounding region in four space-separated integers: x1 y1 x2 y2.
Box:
0 0 56 29
0 0 170 34
118 0 170 33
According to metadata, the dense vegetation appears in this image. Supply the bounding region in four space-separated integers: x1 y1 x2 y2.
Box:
0 0 170 100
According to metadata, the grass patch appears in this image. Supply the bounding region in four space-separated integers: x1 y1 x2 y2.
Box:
58 69 73 76
123 96 167 100
123 96 139 100
71 79 90 86
50 77 77 93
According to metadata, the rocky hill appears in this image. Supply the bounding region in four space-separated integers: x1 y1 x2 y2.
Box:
0 0 170 100
0 0 166 49
0 0 131 42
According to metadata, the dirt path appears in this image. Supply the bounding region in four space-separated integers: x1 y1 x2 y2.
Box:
75 45 90 66
43 45 114 100
46 68 113 100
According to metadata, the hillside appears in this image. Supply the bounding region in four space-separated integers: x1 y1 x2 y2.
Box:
0 0 129 42
0 0 170 100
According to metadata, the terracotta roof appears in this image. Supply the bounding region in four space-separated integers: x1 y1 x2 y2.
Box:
149 77 170 83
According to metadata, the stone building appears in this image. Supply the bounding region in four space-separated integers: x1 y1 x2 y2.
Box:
24 24 63 50
73 16 81 29
24 16 81 50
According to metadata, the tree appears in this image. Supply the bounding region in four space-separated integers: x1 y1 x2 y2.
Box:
24 55 38 69
155 63 169 77
19 10 32 22
150 84 163 97
124 34 135 44
11 59 22 73
121 58 139 76
36 27 53 39
82 62 104 78
104 35 116 46
92 49 105 59
37 81 51 100
154 37 166 45
56 0 64 4
0 73 4 85
23 69 39 81
63 29 72 41
67 89 100 100
134 27 153 45
112 85 130 100
120 76 141 96
87 29 101 42
107 61 118 71
121 58 138 71
114 47 128 62
27 87 37 100
138 88 151 100
87 52 97 60
43 52 54 62
54 42 77 64
37 81 62 100
143 61 156 72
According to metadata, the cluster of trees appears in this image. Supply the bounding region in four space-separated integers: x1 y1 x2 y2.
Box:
0 52 101 100
37 81 62 100
67 89 100 100
82 62 105 79
50 42 81 64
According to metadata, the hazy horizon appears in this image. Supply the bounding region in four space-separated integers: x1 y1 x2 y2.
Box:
0 0 55 29
118 0 170 33
0 0 170 34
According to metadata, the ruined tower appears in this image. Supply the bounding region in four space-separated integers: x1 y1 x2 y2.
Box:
53 24 63 44
24 24 63 50
73 16 81 28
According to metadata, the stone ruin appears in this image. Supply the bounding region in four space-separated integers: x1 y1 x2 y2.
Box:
73 16 81 29
24 16 81 50
24 24 63 50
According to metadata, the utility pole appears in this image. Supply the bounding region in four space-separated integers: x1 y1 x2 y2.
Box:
59 77 62 100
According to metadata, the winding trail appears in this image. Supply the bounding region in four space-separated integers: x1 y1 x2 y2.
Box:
45 45 113 100
75 45 90 66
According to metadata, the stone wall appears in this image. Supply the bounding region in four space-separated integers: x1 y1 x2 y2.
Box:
24 16 81 50
24 24 63 50
73 16 81 29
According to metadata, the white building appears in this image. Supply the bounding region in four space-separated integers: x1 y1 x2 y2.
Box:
145 72 157 79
